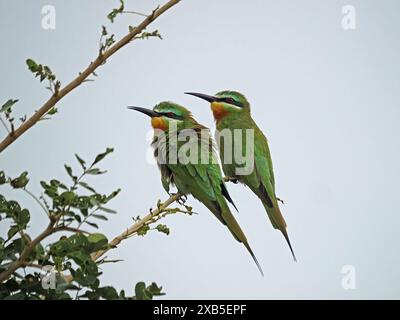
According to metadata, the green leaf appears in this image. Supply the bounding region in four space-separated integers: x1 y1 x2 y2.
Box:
0 171 6 185
82 286 119 300
7 225 19 240
155 224 170 235
10 171 29 189
99 206 117 214
73 213 82 223
26 58 38 72
106 189 121 201
97 286 119 300
107 0 125 23
78 181 96 193
0 238 4 262
43 65 51 75
135 282 146 300
68 251 91 265
92 214 108 221
134 282 164 300
60 191 75 205
146 282 165 297
85 221 99 229
31 243 45 261
0 99 19 113
85 168 106 175
87 233 108 251
16 209 30 228
47 107 58 115
137 224 150 237
40 180 59 199
92 148 114 166
64 165 73 177
138 30 163 40
75 154 86 170
64 165 77 181
50 179 68 190
89 197 100 207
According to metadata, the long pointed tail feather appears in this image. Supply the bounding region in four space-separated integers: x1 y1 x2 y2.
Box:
281 227 297 262
212 198 264 276
262 201 297 261
243 241 264 276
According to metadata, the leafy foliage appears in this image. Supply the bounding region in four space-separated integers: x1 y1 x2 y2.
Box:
107 0 125 23
135 282 165 300
0 99 20 133
99 26 116 55
135 30 163 40
26 59 61 94
0 149 164 300
0 100 19 114
0 0 182 300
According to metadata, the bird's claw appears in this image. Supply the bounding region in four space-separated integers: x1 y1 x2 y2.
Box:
170 193 187 205
177 194 187 205
224 176 238 184
276 197 285 205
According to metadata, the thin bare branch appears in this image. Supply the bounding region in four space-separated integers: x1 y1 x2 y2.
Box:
0 115 10 133
61 194 182 283
90 193 182 261
0 193 184 284
22 188 50 216
122 11 149 17
55 226 91 235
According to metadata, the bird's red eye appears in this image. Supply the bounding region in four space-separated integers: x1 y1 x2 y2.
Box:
168 112 176 118
225 98 235 104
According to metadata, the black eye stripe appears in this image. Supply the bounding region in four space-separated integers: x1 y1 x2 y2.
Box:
159 112 182 120
219 97 243 108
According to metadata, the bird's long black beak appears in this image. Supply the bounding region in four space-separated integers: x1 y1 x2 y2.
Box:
128 106 160 118
184 92 217 103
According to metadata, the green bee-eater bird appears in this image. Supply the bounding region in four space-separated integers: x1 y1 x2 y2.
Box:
185 91 296 261
128 101 263 275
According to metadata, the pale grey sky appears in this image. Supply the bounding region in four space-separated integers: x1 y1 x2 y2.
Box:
1 0 400 299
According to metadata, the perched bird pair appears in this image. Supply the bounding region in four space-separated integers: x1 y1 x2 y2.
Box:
129 90 295 275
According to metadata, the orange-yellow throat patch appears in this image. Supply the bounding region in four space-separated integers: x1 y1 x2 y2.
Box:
151 117 167 131
211 102 229 121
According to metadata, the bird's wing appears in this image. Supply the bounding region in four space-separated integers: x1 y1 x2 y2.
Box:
167 144 240 218
238 125 285 226
238 125 276 198
167 147 264 274
254 128 276 199
159 163 173 193
248 125 296 260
